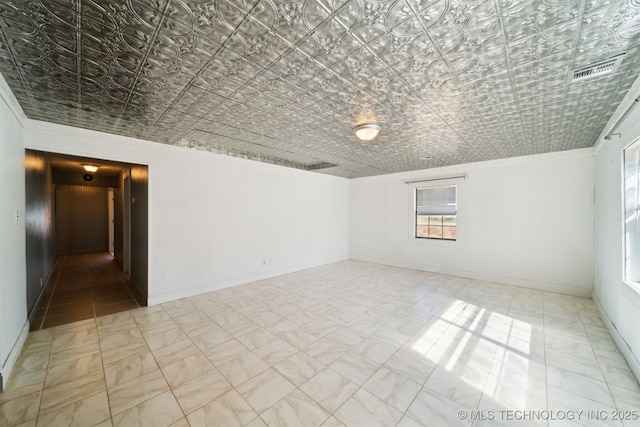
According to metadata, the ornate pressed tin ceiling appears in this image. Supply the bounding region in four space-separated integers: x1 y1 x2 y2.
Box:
0 0 639 178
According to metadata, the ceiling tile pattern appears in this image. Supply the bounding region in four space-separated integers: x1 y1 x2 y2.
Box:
0 0 638 177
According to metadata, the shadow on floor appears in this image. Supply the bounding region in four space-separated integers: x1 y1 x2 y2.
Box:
30 252 146 330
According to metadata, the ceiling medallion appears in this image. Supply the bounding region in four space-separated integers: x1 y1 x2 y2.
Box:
354 123 381 141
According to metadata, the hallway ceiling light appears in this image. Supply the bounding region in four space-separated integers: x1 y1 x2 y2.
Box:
354 123 381 141
82 164 99 172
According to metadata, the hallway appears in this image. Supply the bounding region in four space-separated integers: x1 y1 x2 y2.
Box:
30 253 146 330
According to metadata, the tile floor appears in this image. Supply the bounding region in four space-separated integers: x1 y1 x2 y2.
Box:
2 260 640 426
30 253 146 330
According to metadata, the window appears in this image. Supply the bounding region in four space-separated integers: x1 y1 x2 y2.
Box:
625 137 640 283
415 185 457 240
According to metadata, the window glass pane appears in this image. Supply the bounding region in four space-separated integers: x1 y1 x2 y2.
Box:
625 139 640 282
443 215 457 240
416 215 429 238
429 216 444 239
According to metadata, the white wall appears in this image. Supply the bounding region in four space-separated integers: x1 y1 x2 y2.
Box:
593 75 640 379
24 120 350 305
0 75 28 389
350 149 595 296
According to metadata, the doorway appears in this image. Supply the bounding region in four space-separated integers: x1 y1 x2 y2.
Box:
25 150 149 329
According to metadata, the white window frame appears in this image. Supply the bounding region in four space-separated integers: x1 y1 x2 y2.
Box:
408 176 464 247
624 135 640 286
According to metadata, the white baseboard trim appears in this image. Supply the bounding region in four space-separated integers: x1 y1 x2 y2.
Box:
592 293 640 384
349 256 592 297
1 320 30 390
148 256 348 306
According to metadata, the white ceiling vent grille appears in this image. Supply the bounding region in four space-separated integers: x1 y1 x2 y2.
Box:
569 54 626 83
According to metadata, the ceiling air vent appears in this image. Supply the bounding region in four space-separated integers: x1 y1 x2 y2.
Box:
569 54 625 83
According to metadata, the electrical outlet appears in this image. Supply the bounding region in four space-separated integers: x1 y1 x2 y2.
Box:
15 209 19 225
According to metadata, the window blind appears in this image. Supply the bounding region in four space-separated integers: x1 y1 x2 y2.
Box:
416 186 457 215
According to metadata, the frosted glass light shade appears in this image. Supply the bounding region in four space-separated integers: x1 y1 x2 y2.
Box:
354 123 380 141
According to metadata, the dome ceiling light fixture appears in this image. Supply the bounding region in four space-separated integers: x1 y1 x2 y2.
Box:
82 164 99 172
354 123 381 141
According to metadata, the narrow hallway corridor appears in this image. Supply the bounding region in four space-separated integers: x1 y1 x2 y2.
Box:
30 253 146 330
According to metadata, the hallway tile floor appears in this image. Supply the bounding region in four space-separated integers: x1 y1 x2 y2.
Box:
2 261 639 426
30 253 146 330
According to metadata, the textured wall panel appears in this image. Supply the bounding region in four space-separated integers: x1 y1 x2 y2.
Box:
55 185 109 255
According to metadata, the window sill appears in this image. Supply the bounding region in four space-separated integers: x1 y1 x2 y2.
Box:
412 236 463 248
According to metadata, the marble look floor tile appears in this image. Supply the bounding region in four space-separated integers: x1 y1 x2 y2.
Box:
111 391 183 427
169 417 190 427
305 338 351 365
363 366 422 412
161 351 214 388
133 312 176 335
0 390 41 426
11 351 50 378
353 336 398 365
172 368 233 414
36 391 109 427
98 327 144 354
325 326 367 348
253 338 298 365
143 327 190 351
424 365 485 409
483 374 547 411
384 348 437 385
269 317 300 336
7 261 640 427
44 352 102 389
547 384 617 413
282 328 323 349
321 416 347 427
1 369 47 403
186 389 257 427
150 338 201 367
274 351 326 386
40 371 105 415
236 368 297 414
107 369 169 416
397 414 429 427
50 328 99 355
330 351 381 386
547 366 615 407
104 351 158 387
600 364 640 392
370 325 412 348
609 383 640 410
217 351 270 387
334 388 403 427
47 341 101 368
406 387 472 427
172 311 212 333
236 327 278 351
199 338 248 365
261 389 330 427
96 311 135 330
189 327 234 351
299 368 359 413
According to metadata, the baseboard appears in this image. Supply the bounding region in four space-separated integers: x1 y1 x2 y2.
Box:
130 276 148 305
27 260 58 324
349 256 592 297
592 293 640 384
148 256 348 306
1 320 30 391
